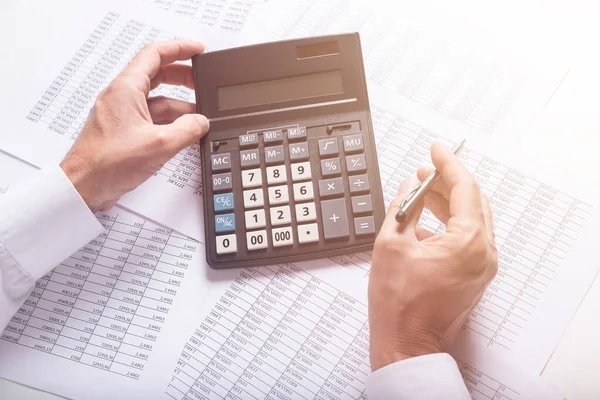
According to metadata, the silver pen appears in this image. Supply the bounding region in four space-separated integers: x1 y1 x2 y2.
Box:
395 139 467 224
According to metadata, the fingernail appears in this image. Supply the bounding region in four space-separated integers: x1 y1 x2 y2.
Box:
197 114 210 131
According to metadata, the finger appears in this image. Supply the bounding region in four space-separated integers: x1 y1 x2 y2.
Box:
415 226 434 240
380 176 424 239
417 166 450 200
158 113 210 152
150 64 195 91
430 142 483 221
122 41 206 94
423 191 451 225
480 192 496 246
148 96 196 124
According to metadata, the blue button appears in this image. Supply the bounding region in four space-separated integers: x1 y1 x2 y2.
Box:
214 193 234 212
215 213 236 233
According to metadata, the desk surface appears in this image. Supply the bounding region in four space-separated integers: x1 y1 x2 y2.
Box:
2 0 600 399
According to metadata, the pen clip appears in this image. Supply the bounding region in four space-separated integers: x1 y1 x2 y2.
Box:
400 185 420 208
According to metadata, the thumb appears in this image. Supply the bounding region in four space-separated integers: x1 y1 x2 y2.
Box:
380 175 424 238
161 113 210 151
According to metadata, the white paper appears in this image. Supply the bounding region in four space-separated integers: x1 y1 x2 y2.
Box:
0 152 211 400
165 261 563 400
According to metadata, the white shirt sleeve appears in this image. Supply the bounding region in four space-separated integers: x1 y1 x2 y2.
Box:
366 353 471 400
0 165 104 331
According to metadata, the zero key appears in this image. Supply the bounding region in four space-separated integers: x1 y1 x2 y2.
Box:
320 198 349 239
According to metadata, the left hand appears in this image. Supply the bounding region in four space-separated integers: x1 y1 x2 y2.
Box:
60 40 210 212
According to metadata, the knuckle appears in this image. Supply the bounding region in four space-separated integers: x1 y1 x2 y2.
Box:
149 130 171 150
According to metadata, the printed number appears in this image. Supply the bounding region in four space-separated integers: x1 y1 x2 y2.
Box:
250 235 264 245
297 166 304 175
302 207 309 217
250 193 257 202
253 214 258 223
213 176 230 185
277 210 284 220
222 239 230 248
275 189 282 199
249 172 255 181
275 231 291 241
273 169 280 178
300 186 307 195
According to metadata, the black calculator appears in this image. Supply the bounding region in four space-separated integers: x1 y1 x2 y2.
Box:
192 33 385 269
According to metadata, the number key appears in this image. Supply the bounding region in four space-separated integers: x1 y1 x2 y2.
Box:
243 189 264 209
293 182 314 201
272 227 293 247
291 162 311 182
270 206 292 226
242 168 262 188
246 230 268 251
268 185 289 205
216 234 237 254
245 210 266 229
266 166 287 185
295 202 316 222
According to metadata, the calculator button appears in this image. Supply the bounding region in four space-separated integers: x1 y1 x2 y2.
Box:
246 230 268 251
265 145 285 164
240 149 261 168
295 202 316 222
264 130 283 144
343 134 364 153
354 216 376 236
272 226 294 247
215 213 236 233
216 234 237 254
212 173 232 192
287 127 307 141
321 158 341 177
349 174 370 193
268 185 289 205
243 189 264 209
245 209 266 229
266 165 287 185
291 162 312 182
270 206 292 226
289 142 310 161
298 223 319 244
319 138 339 156
318 177 344 198
214 193 234 212
211 153 231 172
351 195 373 214
346 154 367 173
242 168 263 188
293 182 314 201
239 133 258 148
320 198 350 240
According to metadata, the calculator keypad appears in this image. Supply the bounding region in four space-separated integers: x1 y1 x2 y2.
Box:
210 126 378 257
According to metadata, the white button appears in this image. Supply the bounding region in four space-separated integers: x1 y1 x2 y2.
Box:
266 165 287 185
272 226 294 247
270 206 292 226
293 182 314 201
295 202 317 222
243 189 264 209
268 185 289 205
216 234 237 254
242 168 262 188
298 223 319 244
245 209 266 229
246 230 268 251
291 162 311 182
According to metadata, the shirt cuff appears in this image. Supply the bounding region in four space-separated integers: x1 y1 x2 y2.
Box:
366 353 471 400
0 165 104 280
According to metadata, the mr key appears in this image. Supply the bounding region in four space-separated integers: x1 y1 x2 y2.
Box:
193 34 385 268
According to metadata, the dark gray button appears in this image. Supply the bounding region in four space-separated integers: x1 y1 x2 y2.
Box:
212 172 232 192
349 174 369 193
319 177 344 198
354 216 375 236
239 133 258 148
265 145 285 164
319 138 339 156
211 153 231 172
321 198 349 239
343 134 364 153
264 130 283 144
287 127 307 141
346 154 367 173
352 195 373 214
240 149 260 168
321 158 341 177
290 142 309 161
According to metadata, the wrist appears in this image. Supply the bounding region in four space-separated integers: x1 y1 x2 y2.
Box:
60 155 102 212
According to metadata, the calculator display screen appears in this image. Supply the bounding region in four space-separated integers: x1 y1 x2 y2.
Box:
217 70 343 111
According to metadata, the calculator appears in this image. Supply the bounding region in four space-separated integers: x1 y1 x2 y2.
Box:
192 33 385 269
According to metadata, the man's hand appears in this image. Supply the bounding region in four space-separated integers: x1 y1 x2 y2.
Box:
60 40 210 212
368 142 498 371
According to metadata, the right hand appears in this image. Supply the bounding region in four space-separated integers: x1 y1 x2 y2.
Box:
368 142 498 371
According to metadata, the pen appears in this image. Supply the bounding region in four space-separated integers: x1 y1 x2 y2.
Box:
395 139 467 224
